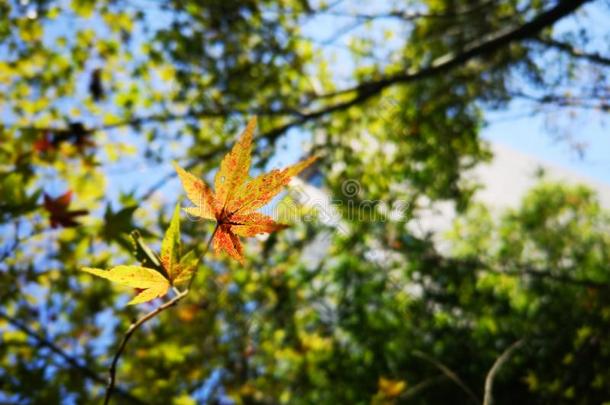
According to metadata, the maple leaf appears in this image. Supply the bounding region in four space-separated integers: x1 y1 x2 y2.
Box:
43 191 89 228
82 266 170 305
160 204 199 284
82 204 199 304
101 203 153 251
174 116 317 263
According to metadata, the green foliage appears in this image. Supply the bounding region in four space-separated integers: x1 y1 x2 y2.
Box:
447 183 610 403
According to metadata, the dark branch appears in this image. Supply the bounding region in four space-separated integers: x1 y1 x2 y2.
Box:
317 0 590 99
257 0 590 147
535 37 610 66
511 90 610 113
322 0 496 22
3 106 301 135
99 106 304 131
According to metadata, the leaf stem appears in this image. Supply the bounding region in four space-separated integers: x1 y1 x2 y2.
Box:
187 223 219 291
104 225 218 404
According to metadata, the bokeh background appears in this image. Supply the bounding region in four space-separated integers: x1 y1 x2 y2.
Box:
2 0 610 403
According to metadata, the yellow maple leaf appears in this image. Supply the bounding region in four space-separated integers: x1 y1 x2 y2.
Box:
82 266 170 305
82 204 198 304
174 116 316 263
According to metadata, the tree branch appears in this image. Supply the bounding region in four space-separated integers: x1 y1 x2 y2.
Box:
535 37 610 66
323 0 496 22
2 106 301 136
0 310 144 404
413 350 481 405
104 289 188 404
99 106 304 131
317 0 589 99
483 340 524 405
249 0 590 150
511 90 610 113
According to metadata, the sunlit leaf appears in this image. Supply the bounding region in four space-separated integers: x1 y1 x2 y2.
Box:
215 116 256 208
174 118 316 263
173 162 218 220
172 250 199 285
227 155 317 214
230 212 289 237
82 266 170 305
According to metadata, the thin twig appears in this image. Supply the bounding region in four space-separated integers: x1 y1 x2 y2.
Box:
104 289 188 404
534 37 610 66
413 350 481 405
483 340 524 405
0 311 143 404
104 226 217 404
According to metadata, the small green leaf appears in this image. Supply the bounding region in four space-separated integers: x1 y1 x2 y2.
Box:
161 204 181 280
130 230 164 276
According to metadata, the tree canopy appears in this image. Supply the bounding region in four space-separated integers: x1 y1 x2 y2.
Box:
2 0 610 404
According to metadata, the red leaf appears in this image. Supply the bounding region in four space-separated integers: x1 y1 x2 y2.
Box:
43 191 89 228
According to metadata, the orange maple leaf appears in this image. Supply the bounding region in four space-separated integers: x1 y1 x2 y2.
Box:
174 117 316 263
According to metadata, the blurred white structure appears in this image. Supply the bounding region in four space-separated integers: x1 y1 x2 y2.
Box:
413 143 610 241
473 143 610 209
291 142 610 259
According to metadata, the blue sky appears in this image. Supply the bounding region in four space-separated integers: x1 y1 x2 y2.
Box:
483 102 610 185
481 2 610 186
